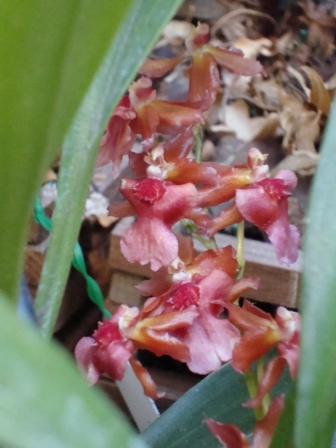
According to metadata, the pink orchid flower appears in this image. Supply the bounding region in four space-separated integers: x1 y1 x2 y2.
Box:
75 304 198 399
236 170 300 265
96 96 136 175
226 300 300 408
109 178 199 271
195 150 300 265
140 23 264 111
140 269 259 375
137 239 239 298
97 77 203 174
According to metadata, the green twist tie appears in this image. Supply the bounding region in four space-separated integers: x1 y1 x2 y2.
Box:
34 192 111 319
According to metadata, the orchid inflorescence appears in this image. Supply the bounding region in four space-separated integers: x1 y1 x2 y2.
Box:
75 23 300 447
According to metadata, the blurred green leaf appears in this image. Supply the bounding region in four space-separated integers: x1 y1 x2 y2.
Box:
141 360 291 448
270 384 296 448
295 100 336 448
0 0 131 301
35 0 183 338
0 293 146 448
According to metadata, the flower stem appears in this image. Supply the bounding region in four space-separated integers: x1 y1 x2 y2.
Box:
244 369 264 421
257 357 271 415
236 220 245 279
181 219 218 250
193 233 218 250
193 125 203 164
188 125 218 250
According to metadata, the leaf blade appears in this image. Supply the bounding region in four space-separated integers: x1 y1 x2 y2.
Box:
270 384 296 448
0 0 131 301
295 100 336 448
35 0 183 337
0 293 146 448
141 361 291 448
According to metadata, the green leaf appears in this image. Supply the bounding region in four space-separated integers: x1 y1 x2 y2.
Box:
270 384 296 448
0 293 146 448
0 0 131 301
141 361 291 448
35 0 183 338
295 100 336 448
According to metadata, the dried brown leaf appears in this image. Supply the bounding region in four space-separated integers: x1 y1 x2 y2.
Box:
301 65 331 115
232 36 273 59
279 92 320 155
223 99 279 141
273 150 319 177
212 8 277 41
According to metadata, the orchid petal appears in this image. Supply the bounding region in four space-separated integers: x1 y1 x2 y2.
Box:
243 357 286 409
189 245 238 279
130 358 164 400
187 52 220 111
94 341 133 381
74 337 100 385
165 158 219 187
139 54 184 78
250 396 284 448
266 204 300 265
232 327 281 373
184 314 240 374
207 45 264 76
204 419 249 448
134 327 190 362
121 216 179 271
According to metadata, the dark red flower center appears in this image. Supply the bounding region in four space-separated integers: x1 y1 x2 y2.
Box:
167 283 200 310
258 178 290 200
93 320 121 347
192 24 210 48
133 178 166 204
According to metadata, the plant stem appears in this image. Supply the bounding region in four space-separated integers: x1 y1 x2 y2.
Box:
193 233 218 250
236 220 245 279
244 369 264 421
257 357 271 415
193 125 203 164
182 126 218 251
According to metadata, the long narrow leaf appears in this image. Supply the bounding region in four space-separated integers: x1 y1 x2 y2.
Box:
295 100 336 448
35 0 183 338
0 0 131 302
141 361 291 448
270 384 296 448
0 294 146 448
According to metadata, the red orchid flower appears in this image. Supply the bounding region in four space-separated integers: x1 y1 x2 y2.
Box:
96 96 136 176
204 395 284 448
140 269 258 375
97 77 203 174
227 300 299 373
196 147 268 208
175 270 258 374
137 240 239 298
235 170 300 265
74 305 134 385
128 126 195 178
131 142 221 188
75 304 198 399
226 300 300 408
194 150 300 265
140 23 264 111
109 178 199 271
